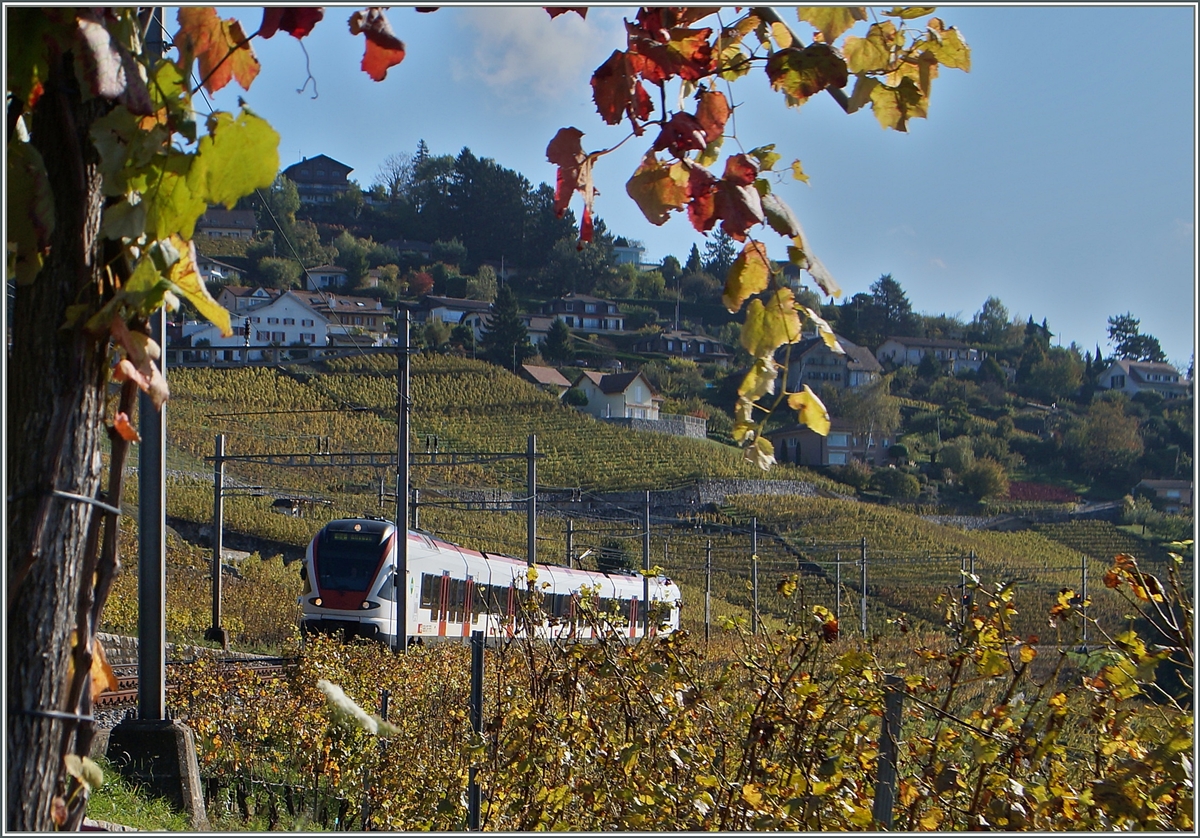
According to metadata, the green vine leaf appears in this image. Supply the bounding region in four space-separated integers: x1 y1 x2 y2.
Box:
191 109 280 209
6 139 56 285
722 240 771 313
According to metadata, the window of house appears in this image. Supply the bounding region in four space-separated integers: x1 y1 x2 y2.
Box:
699 344 706 353
828 452 847 465
283 318 295 325
353 316 362 325
608 305 617 313
829 433 849 447
272 332 284 342
256 330 269 340
300 333 315 343
666 341 674 351
585 303 597 313
267 317 279 324
302 319 314 327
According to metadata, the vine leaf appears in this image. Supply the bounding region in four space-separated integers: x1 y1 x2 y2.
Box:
761 192 803 239
259 7 325 40
766 44 849 105
925 18 971 71
176 7 261 94
134 152 207 241
545 8 588 20
722 240 770 313
74 12 153 114
112 412 139 443
869 76 924 131
349 8 407 81
695 88 730 141
6 140 56 285
626 154 689 225
192 109 280 210
592 50 653 128
741 288 802 356
789 385 831 435
843 22 896 74
797 6 867 44
652 112 708 157
168 236 232 336
546 127 597 242
5 7 57 110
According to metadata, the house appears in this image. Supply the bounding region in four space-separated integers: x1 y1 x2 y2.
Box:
195 208 257 240
634 330 731 362
1098 359 1191 400
520 314 556 347
769 418 893 468
303 293 390 341
410 296 493 342
303 264 349 291
1132 479 1193 513
612 239 646 267
179 290 334 361
783 333 881 393
543 293 625 332
876 336 984 375
198 256 245 284
519 364 572 396
570 370 661 420
383 238 434 261
216 285 279 313
281 154 354 204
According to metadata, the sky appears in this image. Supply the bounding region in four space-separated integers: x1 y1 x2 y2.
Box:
199 4 1197 369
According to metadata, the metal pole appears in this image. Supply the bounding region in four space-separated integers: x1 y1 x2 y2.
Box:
526 434 536 567
751 518 759 636
835 552 841 629
961 552 967 627
207 434 227 648
412 487 420 531
566 519 574 569
395 309 410 653
1081 552 1088 646
860 536 868 639
705 540 712 645
137 307 167 719
643 490 651 635
468 631 484 830
872 674 904 829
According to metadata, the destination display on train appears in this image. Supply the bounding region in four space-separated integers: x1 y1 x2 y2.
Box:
328 532 381 544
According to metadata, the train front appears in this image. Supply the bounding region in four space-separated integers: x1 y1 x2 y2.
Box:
300 518 397 644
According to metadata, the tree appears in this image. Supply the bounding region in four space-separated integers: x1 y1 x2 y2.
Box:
872 468 921 499
960 458 1010 500
702 228 737 279
870 274 918 338
481 284 534 370
969 296 1016 346
684 244 703 275
332 230 370 287
659 255 682 285
373 151 414 199
1107 312 1166 363
465 265 498 302
1066 396 1145 477
258 256 302 289
542 318 575 365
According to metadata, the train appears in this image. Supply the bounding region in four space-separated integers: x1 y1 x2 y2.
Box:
299 517 682 645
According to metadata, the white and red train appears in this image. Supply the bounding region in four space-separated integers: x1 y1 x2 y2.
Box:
299 517 681 645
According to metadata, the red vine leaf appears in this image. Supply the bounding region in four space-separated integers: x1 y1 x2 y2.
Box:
626 153 690 225
349 8 406 81
259 7 325 40
652 112 707 157
592 50 652 129
546 127 587 216
695 88 730 142
684 162 719 233
176 7 261 94
545 8 587 19
579 204 594 245
722 153 759 186
112 412 140 443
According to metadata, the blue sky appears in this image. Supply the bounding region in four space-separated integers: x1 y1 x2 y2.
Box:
201 4 1196 368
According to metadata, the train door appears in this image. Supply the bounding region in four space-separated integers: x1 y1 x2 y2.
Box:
437 571 451 637
628 597 639 639
460 577 475 638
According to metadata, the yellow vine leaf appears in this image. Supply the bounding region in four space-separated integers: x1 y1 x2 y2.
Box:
796 7 867 44
722 240 770 313
788 385 830 435
167 236 231 336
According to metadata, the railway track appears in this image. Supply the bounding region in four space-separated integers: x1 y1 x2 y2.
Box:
95 658 297 709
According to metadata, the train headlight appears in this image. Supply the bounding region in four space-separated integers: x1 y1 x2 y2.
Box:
312 597 323 607
361 601 371 610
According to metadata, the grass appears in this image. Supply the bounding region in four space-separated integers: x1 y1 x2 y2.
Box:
85 756 190 832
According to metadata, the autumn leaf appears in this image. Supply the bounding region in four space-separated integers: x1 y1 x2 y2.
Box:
167 236 232 336
349 8 406 81
74 11 152 113
714 181 764 241
789 385 830 435
176 7 260 94
761 192 803 239
883 7 937 20
592 50 652 128
259 7 325 40
545 8 587 20
741 288 803 356
869 76 925 131
112 412 140 442
695 88 730 142
722 240 771 313
626 154 690 225
547 127 597 236
684 162 719 232
843 22 896 74
766 43 848 104
925 18 971 70
803 307 843 352
64 754 104 792
5 7 56 110
652 112 708 157
797 6 867 44
738 356 780 402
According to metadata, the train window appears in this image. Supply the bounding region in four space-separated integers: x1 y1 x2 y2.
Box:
376 572 396 602
317 530 384 592
420 573 439 609
447 578 465 623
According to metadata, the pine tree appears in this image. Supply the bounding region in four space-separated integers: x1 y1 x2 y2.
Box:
542 318 574 364
481 284 533 370
685 243 703 274
702 229 737 279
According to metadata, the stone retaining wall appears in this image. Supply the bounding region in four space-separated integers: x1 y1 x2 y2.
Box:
602 414 707 439
97 633 266 667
